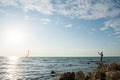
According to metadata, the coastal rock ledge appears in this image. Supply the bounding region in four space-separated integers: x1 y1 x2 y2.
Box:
59 62 120 80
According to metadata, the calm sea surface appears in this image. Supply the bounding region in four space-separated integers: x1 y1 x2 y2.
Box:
0 57 120 80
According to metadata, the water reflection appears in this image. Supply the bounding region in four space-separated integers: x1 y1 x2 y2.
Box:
8 56 18 64
6 56 19 79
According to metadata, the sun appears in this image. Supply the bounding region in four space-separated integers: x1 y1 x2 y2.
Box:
1 21 30 56
6 30 24 44
2 27 25 46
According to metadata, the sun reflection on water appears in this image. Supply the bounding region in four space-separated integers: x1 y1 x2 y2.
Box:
8 56 18 64
6 56 19 79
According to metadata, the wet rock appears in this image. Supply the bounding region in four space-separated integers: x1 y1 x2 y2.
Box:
51 71 56 77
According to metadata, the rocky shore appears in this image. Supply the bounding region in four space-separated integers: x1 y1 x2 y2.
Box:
59 62 120 80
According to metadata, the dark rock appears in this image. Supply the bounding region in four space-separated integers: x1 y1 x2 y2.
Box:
75 71 85 80
51 71 56 77
59 62 120 80
90 70 105 80
59 72 75 80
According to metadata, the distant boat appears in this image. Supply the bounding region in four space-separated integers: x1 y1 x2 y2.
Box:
26 50 30 57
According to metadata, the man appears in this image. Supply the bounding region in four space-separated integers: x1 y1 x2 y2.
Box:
98 52 103 63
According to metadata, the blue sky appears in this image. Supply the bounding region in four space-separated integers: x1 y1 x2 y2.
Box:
0 0 120 57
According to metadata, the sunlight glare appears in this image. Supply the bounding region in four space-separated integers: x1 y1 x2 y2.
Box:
3 27 25 46
8 56 19 64
6 56 19 79
6 30 23 44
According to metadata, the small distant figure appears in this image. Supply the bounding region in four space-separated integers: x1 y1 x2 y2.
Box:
51 71 56 77
26 50 30 57
98 52 103 63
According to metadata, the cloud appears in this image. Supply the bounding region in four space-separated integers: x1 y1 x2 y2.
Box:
0 0 18 6
0 0 120 19
100 18 120 37
19 0 53 15
40 18 51 24
65 24 72 28
115 32 120 35
0 0 120 38
101 19 120 30
52 0 120 37
0 0 53 15
52 0 120 20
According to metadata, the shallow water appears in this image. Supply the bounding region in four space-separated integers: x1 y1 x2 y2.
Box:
0 57 120 80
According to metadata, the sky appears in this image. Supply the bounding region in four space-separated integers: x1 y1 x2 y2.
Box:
0 0 120 57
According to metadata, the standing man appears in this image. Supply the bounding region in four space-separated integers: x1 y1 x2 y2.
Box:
98 52 103 63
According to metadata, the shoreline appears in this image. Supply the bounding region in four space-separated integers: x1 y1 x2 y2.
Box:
59 62 120 80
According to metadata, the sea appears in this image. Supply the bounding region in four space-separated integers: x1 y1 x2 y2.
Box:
0 56 120 80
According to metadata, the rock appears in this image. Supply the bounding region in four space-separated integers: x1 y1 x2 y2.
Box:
59 62 120 80
75 71 85 80
105 71 120 80
106 61 119 71
90 70 105 80
118 64 120 69
59 71 85 80
97 64 108 72
59 72 75 80
89 62 120 80
85 75 90 80
51 71 56 77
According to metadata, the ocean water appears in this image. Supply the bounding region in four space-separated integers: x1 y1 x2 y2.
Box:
0 57 120 80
